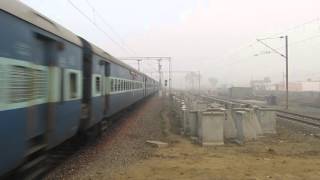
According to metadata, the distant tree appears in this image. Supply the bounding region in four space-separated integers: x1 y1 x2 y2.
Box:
185 72 200 90
208 77 218 89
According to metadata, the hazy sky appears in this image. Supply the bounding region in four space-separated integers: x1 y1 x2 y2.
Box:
21 0 320 88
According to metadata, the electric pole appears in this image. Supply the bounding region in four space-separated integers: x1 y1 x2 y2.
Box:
285 35 288 110
157 59 162 96
256 36 289 109
119 57 172 95
198 71 201 96
169 58 172 95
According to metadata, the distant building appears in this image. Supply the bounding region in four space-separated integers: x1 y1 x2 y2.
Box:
250 77 271 90
301 80 320 91
275 82 302 91
274 79 320 92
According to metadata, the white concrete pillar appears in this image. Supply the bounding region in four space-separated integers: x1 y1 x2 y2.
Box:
181 104 188 134
256 108 276 134
198 111 225 146
224 109 238 140
233 108 263 137
234 111 257 144
248 109 263 136
188 110 199 136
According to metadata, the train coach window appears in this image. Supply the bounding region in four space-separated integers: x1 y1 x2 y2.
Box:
96 76 101 93
96 77 101 92
111 79 114 92
117 79 121 91
70 73 77 98
64 69 81 101
92 74 102 96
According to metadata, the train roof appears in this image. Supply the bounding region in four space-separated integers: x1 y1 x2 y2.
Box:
90 45 158 82
0 0 82 46
89 43 141 74
1 0 157 82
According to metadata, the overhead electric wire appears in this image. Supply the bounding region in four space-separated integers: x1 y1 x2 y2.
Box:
84 0 137 55
280 34 320 48
224 34 320 69
220 19 320 69
266 17 320 38
144 61 158 71
67 0 132 55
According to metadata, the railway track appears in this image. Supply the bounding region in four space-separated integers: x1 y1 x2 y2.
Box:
199 94 320 129
276 110 320 128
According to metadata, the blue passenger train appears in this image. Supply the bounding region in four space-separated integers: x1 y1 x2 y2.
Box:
0 0 159 177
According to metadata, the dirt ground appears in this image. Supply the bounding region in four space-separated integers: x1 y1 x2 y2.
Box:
110 99 320 180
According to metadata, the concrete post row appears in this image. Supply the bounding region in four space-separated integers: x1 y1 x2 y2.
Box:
234 111 257 144
255 108 276 134
224 109 238 140
187 110 199 137
232 108 263 137
198 110 225 146
180 104 188 135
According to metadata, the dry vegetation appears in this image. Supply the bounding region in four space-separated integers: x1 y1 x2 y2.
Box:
111 99 320 180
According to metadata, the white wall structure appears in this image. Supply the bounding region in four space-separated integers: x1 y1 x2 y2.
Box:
301 81 320 92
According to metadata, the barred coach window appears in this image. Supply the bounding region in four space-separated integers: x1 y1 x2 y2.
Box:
95 76 101 94
69 72 77 99
111 79 114 92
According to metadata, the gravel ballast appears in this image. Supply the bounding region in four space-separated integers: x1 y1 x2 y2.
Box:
45 95 165 180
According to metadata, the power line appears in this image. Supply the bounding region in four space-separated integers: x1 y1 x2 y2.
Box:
216 18 320 68
84 0 137 55
280 34 320 48
267 17 320 38
219 33 320 70
67 0 132 55
255 33 320 54
220 34 320 71
144 61 158 71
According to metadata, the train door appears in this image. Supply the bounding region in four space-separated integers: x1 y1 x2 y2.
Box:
18 33 59 171
144 77 147 96
91 59 105 126
30 33 57 148
80 39 93 130
104 62 110 114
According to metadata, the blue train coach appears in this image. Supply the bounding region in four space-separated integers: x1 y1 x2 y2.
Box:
0 0 159 177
